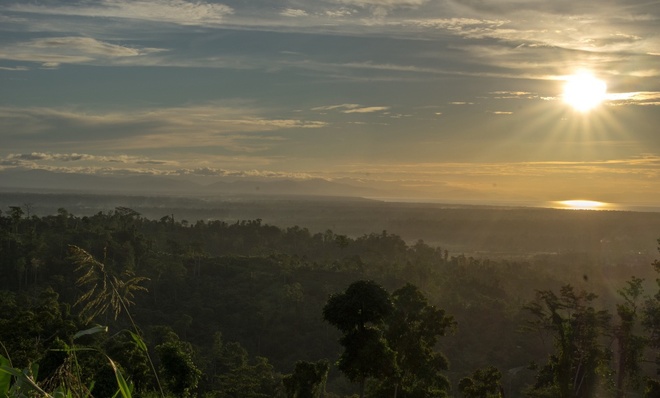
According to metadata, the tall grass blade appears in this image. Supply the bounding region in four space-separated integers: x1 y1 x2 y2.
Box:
107 357 133 398
0 354 12 395
128 331 148 353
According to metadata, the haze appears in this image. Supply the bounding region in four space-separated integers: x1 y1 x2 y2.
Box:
1 0 660 206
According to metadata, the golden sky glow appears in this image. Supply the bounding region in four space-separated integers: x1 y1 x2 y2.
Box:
1 0 660 207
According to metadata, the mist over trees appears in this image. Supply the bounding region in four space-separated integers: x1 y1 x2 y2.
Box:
1 201 659 397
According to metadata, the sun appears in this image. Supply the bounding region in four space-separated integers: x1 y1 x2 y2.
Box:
562 72 607 112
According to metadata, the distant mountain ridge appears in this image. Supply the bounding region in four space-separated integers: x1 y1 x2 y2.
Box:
0 168 384 198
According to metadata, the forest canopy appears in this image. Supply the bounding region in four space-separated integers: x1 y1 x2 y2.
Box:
1 204 659 397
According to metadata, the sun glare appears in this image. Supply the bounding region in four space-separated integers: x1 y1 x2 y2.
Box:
562 72 607 112
557 200 608 210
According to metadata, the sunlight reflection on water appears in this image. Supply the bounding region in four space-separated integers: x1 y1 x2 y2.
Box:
553 200 612 210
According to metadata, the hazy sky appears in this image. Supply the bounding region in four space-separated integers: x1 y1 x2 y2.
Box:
1 0 660 206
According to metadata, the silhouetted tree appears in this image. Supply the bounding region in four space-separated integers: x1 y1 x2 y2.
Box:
374 283 455 398
524 285 611 398
283 360 329 398
458 366 504 398
323 280 395 398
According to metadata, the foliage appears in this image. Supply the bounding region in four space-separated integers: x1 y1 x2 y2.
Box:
2 205 660 397
371 283 455 398
458 366 503 398
642 240 660 395
205 332 283 398
613 276 647 396
524 285 612 398
323 280 395 397
324 281 455 398
0 326 134 398
283 360 329 398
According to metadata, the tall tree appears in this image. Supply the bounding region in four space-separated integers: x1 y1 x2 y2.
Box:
524 285 611 398
155 328 201 398
375 283 455 398
283 360 329 398
458 366 504 398
643 239 660 397
323 280 396 398
614 276 646 397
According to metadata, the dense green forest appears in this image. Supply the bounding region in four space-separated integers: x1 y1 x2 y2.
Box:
1 204 659 397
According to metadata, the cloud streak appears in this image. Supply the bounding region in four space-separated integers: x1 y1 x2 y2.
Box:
6 0 234 26
0 37 166 67
0 105 327 152
311 104 390 113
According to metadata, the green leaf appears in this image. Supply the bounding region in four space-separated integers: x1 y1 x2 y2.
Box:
84 380 96 398
29 362 39 381
0 354 12 394
107 357 133 398
53 386 73 398
73 325 108 340
129 331 148 353
0 364 22 378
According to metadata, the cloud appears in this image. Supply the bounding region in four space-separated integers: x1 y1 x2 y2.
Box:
7 0 234 27
326 0 429 19
5 152 171 165
311 104 361 111
0 105 328 152
281 9 309 17
606 91 660 106
175 167 315 179
407 17 508 32
489 91 536 99
0 37 166 66
343 106 390 113
333 0 429 7
311 103 390 114
0 66 29 71
325 8 355 17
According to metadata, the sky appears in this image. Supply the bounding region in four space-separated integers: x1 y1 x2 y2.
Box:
1 0 660 207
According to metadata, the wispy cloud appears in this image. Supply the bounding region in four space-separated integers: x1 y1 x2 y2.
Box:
0 105 327 152
334 0 429 6
281 9 309 17
0 66 29 71
175 167 315 179
324 8 355 18
6 152 171 165
343 106 390 113
0 37 166 67
311 103 390 114
312 104 361 111
6 0 234 26
606 91 660 106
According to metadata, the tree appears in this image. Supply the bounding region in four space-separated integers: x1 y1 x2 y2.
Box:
524 285 611 398
283 360 329 398
207 332 283 398
643 239 660 396
458 366 504 398
323 280 395 398
374 283 455 398
155 329 201 398
614 276 646 397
